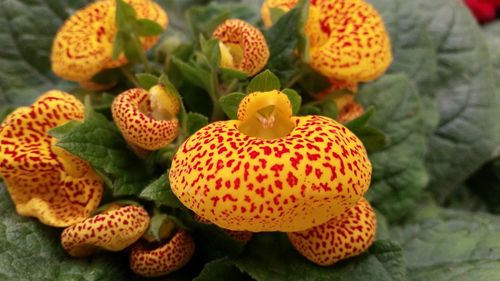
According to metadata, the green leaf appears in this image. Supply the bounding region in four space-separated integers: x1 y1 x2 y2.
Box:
186 3 258 39
135 73 158 90
281 88 301 115
172 57 212 90
112 31 126 60
139 174 185 209
233 233 407 281
195 258 248 281
219 92 246 120
135 18 164 36
414 0 499 200
393 208 500 281
269 7 286 24
200 38 222 69
159 74 188 129
317 98 338 119
48 120 81 139
246 70 281 93
345 107 375 130
0 187 133 280
55 108 154 196
298 104 321 116
264 7 301 84
115 0 137 32
467 157 500 214
221 67 249 80
352 126 389 153
358 74 428 222
368 0 439 132
186 112 209 136
0 1 88 106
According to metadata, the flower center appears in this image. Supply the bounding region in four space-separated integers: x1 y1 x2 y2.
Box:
219 41 244 69
147 85 178 121
237 91 295 139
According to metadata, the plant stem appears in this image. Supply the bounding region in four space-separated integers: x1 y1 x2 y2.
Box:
120 67 141 88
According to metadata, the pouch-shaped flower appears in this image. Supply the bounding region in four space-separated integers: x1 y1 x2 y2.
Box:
0 91 103 227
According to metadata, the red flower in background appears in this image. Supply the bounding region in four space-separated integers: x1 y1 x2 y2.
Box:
465 0 500 23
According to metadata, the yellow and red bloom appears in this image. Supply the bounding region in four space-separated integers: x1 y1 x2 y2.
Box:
61 205 150 257
169 90 371 232
288 198 376 265
212 19 270 76
130 230 195 277
261 0 392 88
0 91 103 227
112 85 180 151
51 0 167 88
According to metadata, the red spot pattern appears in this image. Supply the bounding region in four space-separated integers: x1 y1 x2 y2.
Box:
130 230 195 277
212 19 270 76
0 91 103 227
169 115 371 232
287 198 376 265
304 0 392 84
61 205 149 257
51 0 167 84
112 88 179 150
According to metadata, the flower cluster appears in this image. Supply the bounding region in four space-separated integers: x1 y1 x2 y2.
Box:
0 0 394 276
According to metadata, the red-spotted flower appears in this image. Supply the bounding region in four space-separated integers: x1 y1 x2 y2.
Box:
112 85 180 151
261 0 392 90
169 90 372 233
61 204 150 257
51 0 167 89
0 91 103 227
130 230 195 277
212 19 270 76
288 198 376 265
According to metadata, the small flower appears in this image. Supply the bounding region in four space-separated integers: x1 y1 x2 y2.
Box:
212 19 270 76
61 205 150 257
169 90 371 232
305 0 392 85
0 91 103 227
112 85 180 151
130 230 195 277
51 0 167 88
287 197 376 265
260 0 392 88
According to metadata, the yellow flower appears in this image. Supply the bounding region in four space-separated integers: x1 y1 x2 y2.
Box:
169 90 372 232
261 0 392 88
130 230 195 277
51 0 167 88
0 91 103 227
212 19 270 76
61 205 150 257
112 85 180 151
288 198 376 265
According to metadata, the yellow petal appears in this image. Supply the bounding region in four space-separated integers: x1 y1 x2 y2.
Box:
61 205 150 257
0 91 103 227
112 87 180 150
212 19 270 76
51 0 168 84
287 197 376 265
169 91 372 232
130 230 195 277
306 0 392 84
